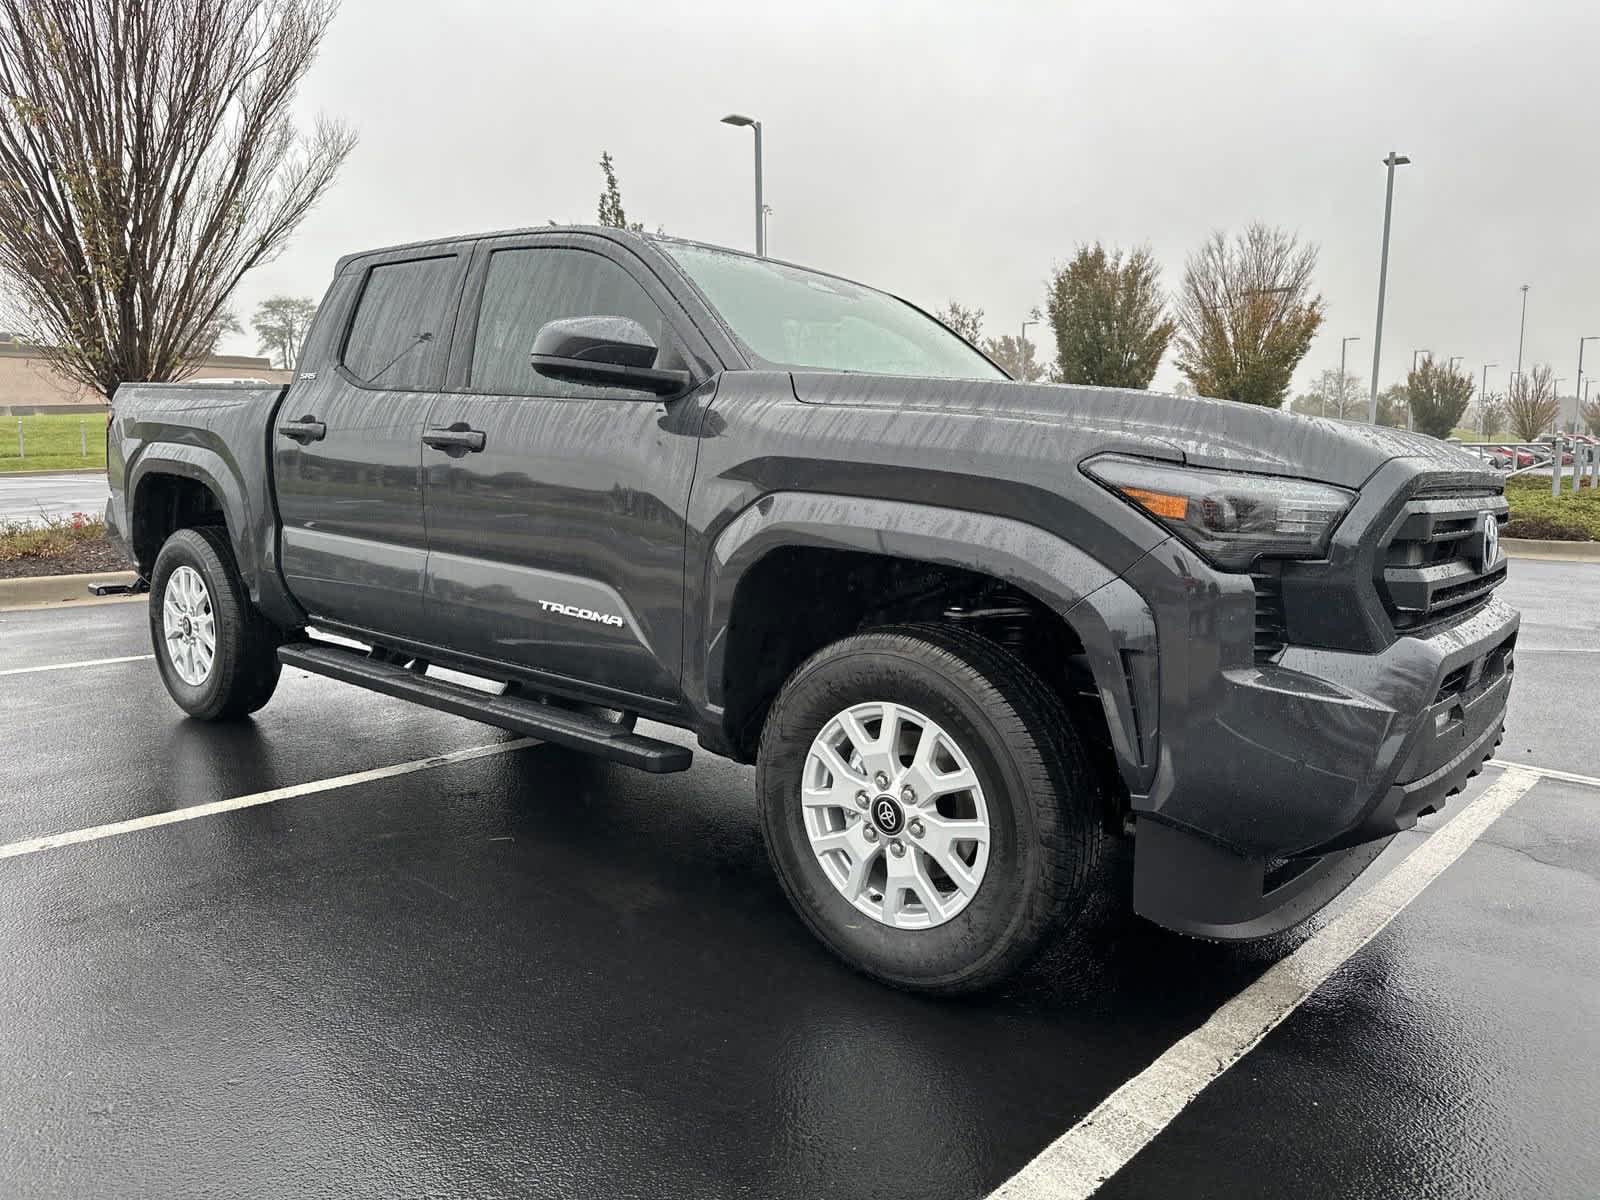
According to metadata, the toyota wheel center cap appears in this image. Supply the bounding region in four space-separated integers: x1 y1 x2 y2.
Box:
871 795 905 836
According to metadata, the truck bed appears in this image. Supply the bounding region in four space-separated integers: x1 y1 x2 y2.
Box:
106 380 290 607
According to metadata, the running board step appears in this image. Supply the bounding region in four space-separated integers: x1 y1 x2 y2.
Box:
277 643 692 774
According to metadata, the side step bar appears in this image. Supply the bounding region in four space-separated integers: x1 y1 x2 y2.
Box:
277 642 692 774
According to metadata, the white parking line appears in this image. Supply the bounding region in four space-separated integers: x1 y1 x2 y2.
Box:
0 653 154 677
990 766 1543 1200
0 737 537 862
1489 758 1600 789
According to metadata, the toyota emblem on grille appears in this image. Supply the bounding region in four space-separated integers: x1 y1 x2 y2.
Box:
1480 512 1499 570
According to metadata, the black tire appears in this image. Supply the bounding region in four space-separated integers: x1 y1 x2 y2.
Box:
757 622 1103 994
148 526 282 720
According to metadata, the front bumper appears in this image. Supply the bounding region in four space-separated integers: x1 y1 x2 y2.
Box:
1071 534 1518 941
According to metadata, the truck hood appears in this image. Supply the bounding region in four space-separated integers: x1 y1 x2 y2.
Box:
790 373 1485 491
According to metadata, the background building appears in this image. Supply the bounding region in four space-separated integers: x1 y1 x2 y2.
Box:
0 335 290 414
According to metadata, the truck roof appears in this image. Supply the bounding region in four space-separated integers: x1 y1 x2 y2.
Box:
333 225 760 275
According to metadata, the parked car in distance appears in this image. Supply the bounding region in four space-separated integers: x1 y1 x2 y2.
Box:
103 227 1519 993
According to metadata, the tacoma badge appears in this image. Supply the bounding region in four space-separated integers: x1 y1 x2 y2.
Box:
539 599 624 627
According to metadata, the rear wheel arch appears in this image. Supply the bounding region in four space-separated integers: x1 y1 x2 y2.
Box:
129 458 246 579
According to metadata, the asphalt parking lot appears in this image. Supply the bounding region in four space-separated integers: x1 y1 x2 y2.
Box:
0 471 110 524
2 559 1596 1199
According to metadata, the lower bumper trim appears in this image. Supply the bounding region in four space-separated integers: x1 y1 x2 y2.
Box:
1133 818 1391 941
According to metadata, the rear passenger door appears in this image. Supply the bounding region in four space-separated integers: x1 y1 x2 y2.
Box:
274 248 468 641
421 234 713 705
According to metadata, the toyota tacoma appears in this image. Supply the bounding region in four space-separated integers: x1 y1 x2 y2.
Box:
105 227 1517 993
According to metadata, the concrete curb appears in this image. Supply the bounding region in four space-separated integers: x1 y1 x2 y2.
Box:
0 467 107 478
0 569 138 611
1503 538 1600 563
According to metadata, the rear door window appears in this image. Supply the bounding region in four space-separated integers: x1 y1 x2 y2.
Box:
341 256 460 389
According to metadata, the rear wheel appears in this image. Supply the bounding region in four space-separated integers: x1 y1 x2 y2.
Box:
757 623 1102 994
148 527 282 720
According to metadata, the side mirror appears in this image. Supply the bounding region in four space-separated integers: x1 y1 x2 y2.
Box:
529 316 690 396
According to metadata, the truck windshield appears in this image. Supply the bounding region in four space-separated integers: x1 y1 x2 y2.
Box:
662 243 1007 381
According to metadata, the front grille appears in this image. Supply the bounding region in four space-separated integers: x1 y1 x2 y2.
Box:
1251 569 1287 661
1380 491 1509 632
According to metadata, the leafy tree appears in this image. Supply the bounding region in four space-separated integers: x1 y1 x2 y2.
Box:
1169 380 1196 398
252 296 318 369
1046 243 1173 388
936 301 985 345
983 333 1048 382
0 0 354 399
1473 392 1507 439
1290 368 1364 419
1174 223 1324 407
1405 357 1475 438
203 309 243 356
1505 365 1560 440
597 151 645 232
1375 382 1410 428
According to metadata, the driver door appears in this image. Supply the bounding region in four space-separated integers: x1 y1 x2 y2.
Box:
420 234 712 705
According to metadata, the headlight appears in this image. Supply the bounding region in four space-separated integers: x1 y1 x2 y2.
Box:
1083 455 1355 570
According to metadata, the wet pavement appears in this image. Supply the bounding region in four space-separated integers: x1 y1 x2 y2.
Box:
1 559 1596 1199
0 471 110 524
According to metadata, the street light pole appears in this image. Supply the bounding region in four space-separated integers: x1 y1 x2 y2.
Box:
1335 336 1360 417
1574 336 1598 435
1552 378 1567 496
1368 151 1411 423
1480 363 1496 437
1515 284 1530 377
720 113 765 256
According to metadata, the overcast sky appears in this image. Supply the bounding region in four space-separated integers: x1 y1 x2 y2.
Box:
231 0 1600 399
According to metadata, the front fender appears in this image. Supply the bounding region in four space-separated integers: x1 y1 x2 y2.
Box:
690 491 1160 790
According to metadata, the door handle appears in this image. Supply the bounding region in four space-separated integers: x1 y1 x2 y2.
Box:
277 417 326 444
422 426 487 454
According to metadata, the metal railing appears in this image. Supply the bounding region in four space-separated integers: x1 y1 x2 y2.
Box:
1455 441 1599 495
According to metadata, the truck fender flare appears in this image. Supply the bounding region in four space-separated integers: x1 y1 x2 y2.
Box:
697 491 1158 788
127 445 257 587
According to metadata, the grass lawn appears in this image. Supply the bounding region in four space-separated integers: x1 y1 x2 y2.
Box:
1503 473 1600 540
0 412 107 472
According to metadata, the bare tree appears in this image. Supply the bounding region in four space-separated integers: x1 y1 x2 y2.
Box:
0 0 355 400
1581 395 1600 437
1291 368 1365 419
1174 223 1324 407
1505 365 1560 441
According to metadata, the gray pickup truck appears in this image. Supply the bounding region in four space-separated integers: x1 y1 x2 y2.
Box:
106 227 1517 992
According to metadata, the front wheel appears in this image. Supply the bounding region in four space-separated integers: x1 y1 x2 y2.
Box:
757 623 1102 994
149 527 282 720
